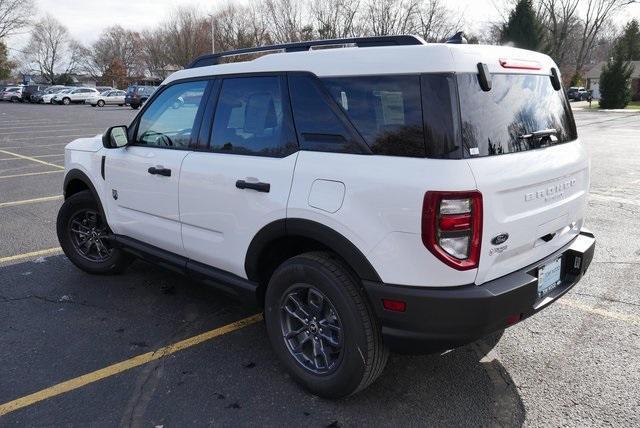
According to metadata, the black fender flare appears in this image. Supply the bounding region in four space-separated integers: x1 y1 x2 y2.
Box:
245 218 381 283
63 169 107 220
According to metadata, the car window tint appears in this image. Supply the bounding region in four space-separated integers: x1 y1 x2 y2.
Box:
135 80 207 149
288 74 364 154
421 74 460 158
322 75 425 157
210 76 296 157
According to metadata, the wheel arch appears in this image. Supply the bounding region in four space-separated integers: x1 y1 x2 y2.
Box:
64 169 107 220
246 219 382 302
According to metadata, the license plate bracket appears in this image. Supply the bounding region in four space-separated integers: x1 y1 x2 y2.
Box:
537 257 562 298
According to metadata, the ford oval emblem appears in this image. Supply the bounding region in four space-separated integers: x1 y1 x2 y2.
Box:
491 233 509 245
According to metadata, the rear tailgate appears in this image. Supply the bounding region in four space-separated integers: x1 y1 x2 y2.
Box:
467 141 589 284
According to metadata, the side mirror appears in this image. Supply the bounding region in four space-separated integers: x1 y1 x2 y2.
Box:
103 125 129 149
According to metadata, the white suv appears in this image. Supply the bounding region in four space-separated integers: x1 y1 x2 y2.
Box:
56 35 595 398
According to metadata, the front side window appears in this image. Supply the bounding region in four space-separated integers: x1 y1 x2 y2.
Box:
210 76 296 157
135 80 207 149
322 75 425 157
458 73 577 157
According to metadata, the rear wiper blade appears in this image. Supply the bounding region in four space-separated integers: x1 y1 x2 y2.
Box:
518 128 558 141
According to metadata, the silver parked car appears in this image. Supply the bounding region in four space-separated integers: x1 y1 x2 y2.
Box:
87 90 126 107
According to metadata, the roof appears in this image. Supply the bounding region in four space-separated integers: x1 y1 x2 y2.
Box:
163 42 557 85
586 61 640 79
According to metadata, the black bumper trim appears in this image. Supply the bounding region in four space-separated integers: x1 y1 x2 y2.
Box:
363 230 596 354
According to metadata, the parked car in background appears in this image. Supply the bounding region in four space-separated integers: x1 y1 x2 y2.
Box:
54 87 100 105
96 86 114 93
30 85 65 103
125 85 157 109
22 85 50 103
567 86 591 101
45 88 73 104
87 89 126 107
1 86 23 102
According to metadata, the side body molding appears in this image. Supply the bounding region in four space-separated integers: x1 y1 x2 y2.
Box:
245 218 381 283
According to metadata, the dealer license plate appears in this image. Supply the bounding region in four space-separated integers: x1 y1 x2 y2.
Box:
537 257 562 298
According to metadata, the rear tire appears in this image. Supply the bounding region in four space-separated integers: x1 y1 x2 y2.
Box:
265 252 388 398
131 104 139 110
97 100 105 107
62 97 70 105
57 190 132 275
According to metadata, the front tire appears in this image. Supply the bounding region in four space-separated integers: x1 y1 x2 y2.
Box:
265 252 388 398
130 104 139 110
62 97 71 105
97 100 105 107
57 190 132 275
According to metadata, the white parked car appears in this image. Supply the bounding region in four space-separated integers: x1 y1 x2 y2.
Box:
56 35 595 398
1 86 23 102
54 87 101 105
87 90 126 107
44 88 72 104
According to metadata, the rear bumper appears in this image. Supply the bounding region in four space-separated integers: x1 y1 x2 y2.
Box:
363 229 596 354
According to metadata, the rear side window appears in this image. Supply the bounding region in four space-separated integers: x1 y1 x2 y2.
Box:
210 76 296 157
288 74 367 154
322 75 425 157
458 73 577 157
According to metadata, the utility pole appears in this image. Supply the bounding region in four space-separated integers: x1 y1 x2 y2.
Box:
208 13 216 53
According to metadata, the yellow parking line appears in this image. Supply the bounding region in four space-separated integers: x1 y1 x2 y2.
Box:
0 170 63 179
559 299 640 325
0 314 263 416
0 195 63 208
0 149 64 170
0 247 63 265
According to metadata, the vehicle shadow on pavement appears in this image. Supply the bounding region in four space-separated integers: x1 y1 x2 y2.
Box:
0 255 525 426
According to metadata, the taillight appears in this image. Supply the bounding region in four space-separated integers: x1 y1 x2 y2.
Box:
422 191 483 270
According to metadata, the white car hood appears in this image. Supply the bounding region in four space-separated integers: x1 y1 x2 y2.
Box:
65 135 104 152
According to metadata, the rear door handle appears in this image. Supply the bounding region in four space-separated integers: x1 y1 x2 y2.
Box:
236 180 270 193
148 166 171 177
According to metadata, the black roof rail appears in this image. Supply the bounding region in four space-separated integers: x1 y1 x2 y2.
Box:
186 35 426 69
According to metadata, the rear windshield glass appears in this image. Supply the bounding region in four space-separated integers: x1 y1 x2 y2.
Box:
458 73 577 157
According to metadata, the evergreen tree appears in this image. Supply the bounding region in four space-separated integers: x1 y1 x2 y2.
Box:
500 0 544 51
0 40 14 80
599 46 634 109
616 19 640 61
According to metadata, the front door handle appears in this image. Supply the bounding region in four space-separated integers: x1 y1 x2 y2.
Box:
236 180 270 193
148 166 171 177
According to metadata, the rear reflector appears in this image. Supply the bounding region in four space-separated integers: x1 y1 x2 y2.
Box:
499 58 542 70
506 313 522 326
382 299 406 312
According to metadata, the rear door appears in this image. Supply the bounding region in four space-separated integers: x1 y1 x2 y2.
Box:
457 72 589 284
104 80 209 256
179 75 298 278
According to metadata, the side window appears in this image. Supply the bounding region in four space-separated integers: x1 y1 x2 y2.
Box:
321 75 425 157
288 74 366 154
210 76 296 157
135 80 207 149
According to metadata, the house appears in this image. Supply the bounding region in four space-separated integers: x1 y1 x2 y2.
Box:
586 61 640 101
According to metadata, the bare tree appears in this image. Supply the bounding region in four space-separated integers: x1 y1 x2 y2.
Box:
263 0 313 42
140 28 171 79
539 0 581 68
21 15 80 84
0 0 35 39
309 0 362 38
574 0 636 74
87 26 143 77
163 6 211 67
213 3 259 51
362 0 421 36
416 0 464 42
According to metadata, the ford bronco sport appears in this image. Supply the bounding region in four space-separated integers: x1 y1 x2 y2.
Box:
56 35 595 398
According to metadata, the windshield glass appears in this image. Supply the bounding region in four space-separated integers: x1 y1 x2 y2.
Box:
457 73 577 157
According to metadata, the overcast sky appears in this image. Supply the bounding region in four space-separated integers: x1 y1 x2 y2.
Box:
6 0 640 51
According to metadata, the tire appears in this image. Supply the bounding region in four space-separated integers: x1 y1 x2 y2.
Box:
131 104 139 110
97 100 105 107
56 190 132 275
62 97 71 105
118 104 124 107
264 251 388 398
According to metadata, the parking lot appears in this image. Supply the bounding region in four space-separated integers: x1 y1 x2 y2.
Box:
0 101 638 426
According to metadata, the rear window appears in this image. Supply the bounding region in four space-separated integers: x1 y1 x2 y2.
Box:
458 73 577 157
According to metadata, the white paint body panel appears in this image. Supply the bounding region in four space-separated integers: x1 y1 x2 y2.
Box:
179 152 298 278
103 146 189 256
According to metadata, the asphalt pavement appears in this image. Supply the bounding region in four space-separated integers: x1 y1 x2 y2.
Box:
0 101 638 427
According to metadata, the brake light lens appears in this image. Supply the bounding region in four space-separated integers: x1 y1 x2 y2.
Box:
422 191 483 270
499 58 542 70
